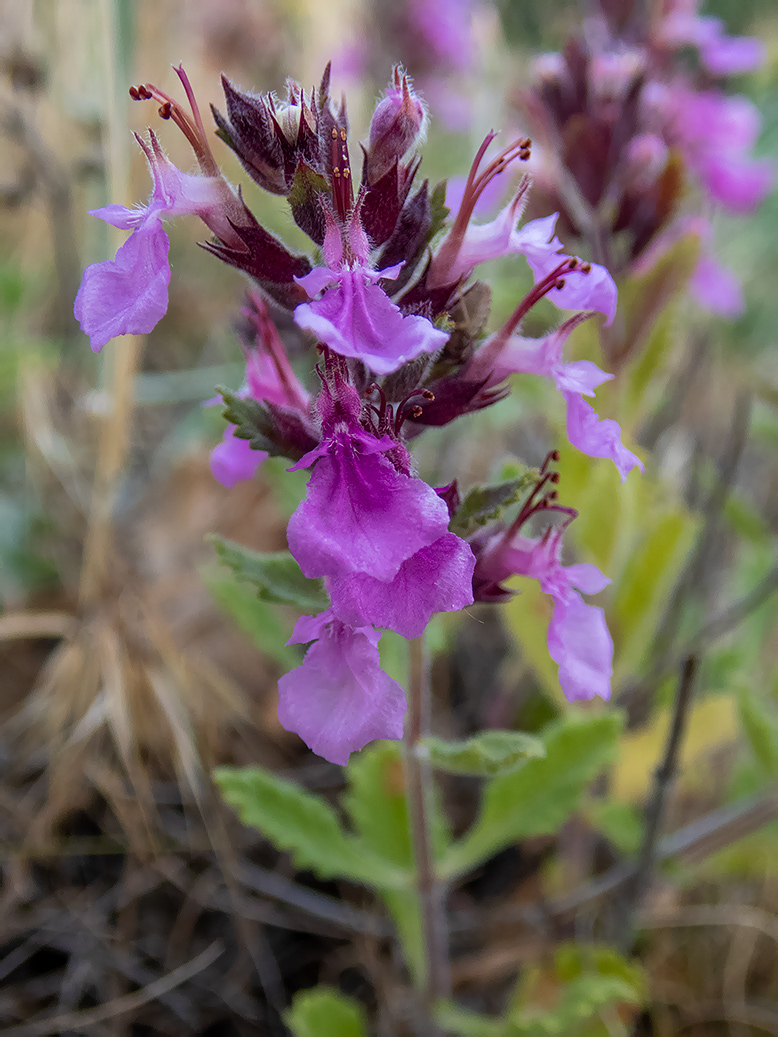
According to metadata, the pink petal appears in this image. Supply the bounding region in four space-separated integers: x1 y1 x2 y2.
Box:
564 392 644 482
277 616 406 765
294 268 448 375
74 219 170 352
548 597 612 702
287 432 451 581
329 533 475 638
210 426 267 487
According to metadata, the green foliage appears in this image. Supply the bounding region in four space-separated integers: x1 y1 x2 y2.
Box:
738 683 778 777
438 943 646 1036
585 799 643 856
202 568 297 669
610 506 698 676
209 534 328 612
215 766 407 889
440 713 622 878
618 231 701 427
423 731 545 776
344 742 449 980
428 180 451 245
217 387 309 461
450 469 536 536
286 987 367 1037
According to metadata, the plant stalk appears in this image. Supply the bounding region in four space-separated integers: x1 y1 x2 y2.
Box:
404 635 450 1029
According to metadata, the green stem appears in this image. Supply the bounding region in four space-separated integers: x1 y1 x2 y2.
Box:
404 635 449 1030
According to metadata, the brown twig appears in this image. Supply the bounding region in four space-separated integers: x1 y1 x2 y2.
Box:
615 655 699 949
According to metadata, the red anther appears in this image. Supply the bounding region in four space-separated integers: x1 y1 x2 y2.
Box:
547 490 559 502
519 148 531 160
551 449 560 461
550 472 560 484
422 390 435 400
567 257 579 269
581 262 592 274
139 85 152 99
158 101 172 119
520 137 532 149
411 405 423 418
129 85 140 100
555 278 566 289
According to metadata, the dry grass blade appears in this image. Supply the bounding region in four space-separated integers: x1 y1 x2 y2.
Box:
0 939 223 1037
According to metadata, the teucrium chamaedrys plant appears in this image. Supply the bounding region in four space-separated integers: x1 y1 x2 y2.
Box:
75 62 641 1027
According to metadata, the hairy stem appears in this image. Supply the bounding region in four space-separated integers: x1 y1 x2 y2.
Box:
404 635 449 1029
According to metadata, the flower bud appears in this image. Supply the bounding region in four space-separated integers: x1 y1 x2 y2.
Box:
366 68 427 184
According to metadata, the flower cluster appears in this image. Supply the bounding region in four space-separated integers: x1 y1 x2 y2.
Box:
75 64 642 764
523 0 771 320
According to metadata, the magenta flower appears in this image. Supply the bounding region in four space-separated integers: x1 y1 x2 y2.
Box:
480 527 613 702
429 135 617 324
489 314 642 481
564 393 643 483
277 610 406 765
75 131 236 352
328 532 475 638
210 429 267 487
689 255 744 318
654 85 772 213
658 10 765 77
211 296 311 487
294 203 448 375
287 376 451 582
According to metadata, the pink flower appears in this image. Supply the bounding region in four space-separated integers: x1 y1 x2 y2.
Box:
210 429 267 487
75 131 236 352
488 314 643 481
210 296 311 487
293 203 448 375
287 376 450 582
689 255 744 318
429 135 617 324
653 85 772 213
328 532 475 638
479 527 613 702
278 611 406 765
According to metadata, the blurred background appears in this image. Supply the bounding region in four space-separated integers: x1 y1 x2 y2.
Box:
0 0 777 1033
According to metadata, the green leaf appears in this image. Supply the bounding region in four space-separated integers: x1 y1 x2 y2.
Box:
508 944 647 1036
427 180 450 245
436 1002 506 1036
422 731 545 776
217 387 309 461
610 506 698 676
440 713 622 878
345 743 449 979
209 534 329 612
450 470 536 536
202 568 297 669
286 987 367 1037
738 685 778 777
215 766 407 889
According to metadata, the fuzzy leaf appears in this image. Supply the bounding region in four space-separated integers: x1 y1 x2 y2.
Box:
217 388 317 462
450 470 536 535
215 766 407 888
286 987 368 1037
440 713 622 878
209 534 329 612
422 731 545 776
289 160 330 245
